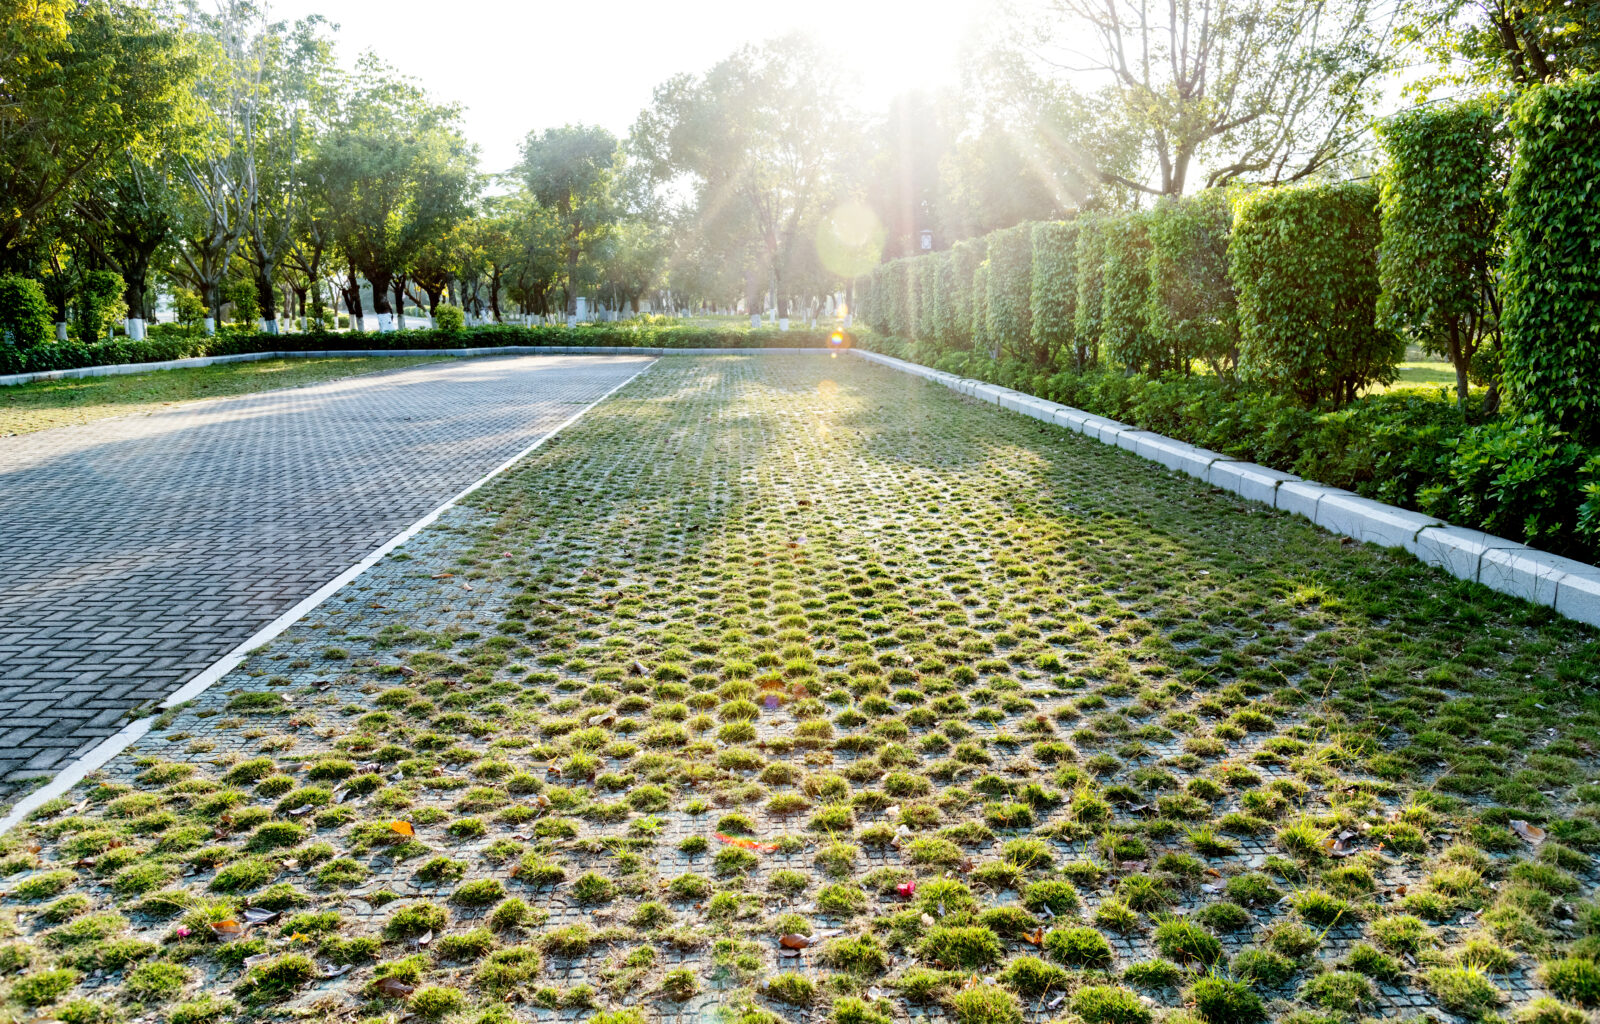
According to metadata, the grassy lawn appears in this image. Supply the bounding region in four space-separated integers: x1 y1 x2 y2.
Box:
1368 346 1470 396
5 355 1598 1023
0 356 449 436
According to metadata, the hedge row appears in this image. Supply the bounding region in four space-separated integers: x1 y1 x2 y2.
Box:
0 323 839 377
858 76 1599 426
860 181 1399 408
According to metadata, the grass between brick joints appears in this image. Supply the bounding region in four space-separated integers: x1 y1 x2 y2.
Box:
4 354 1600 1024
0 356 449 436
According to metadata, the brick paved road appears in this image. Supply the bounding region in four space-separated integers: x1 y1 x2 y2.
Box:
0 354 651 793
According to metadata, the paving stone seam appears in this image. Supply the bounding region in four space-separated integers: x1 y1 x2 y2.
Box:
0 356 656 835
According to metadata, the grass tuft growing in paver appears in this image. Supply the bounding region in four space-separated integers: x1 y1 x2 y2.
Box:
3 355 1599 1021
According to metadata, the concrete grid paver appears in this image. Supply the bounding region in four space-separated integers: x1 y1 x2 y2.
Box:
0 354 651 794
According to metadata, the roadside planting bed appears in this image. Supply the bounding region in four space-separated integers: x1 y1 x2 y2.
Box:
3 355 1599 1024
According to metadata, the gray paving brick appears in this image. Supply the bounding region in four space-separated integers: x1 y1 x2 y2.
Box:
0 354 650 797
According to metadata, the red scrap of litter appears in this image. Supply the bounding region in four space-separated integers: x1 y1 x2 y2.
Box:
714 832 779 853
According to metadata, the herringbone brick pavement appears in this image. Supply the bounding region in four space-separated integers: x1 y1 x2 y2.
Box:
0 354 650 796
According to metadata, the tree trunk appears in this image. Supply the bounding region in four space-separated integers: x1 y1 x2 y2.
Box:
201 280 221 334
252 266 279 334
1447 324 1470 412
489 273 502 323
392 279 407 330
565 238 580 316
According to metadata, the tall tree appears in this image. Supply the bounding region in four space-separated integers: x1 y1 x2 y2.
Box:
635 35 853 320
240 12 337 332
1401 0 1600 91
517 125 619 319
311 53 475 331
1022 0 1396 195
0 1 196 264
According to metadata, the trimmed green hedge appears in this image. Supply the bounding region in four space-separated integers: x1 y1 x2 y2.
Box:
0 275 53 350
1101 213 1157 373
1502 73 1600 442
985 223 1034 362
1230 182 1403 407
1147 190 1237 375
0 323 839 377
1377 97 1509 410
948 238 987 353
1030 221 1078 368
1072 216 1107 357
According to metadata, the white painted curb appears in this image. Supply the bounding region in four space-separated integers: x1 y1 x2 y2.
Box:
849 348 1600 631
0 358 658 835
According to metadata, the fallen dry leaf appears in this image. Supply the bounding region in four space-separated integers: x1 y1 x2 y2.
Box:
779 934 813 949
389 820 415 837
1511 819 1546 844
375 977 415 998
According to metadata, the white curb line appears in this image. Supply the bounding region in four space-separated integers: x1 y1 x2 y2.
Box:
850 348 1600 631
0 357 657 835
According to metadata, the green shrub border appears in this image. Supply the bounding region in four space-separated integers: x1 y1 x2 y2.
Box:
0 323 839 378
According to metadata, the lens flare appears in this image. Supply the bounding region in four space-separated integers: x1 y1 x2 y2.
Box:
816 201 884 278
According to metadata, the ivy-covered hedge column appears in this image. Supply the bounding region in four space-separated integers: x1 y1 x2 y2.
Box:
1376 98 1509 413
1501 73 1600 442
1229 182 1402 407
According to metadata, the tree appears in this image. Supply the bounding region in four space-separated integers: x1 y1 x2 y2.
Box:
1024 0 1395 196
76 156 181 325
517 125 619 319
1402 0 1600 91
1 1 197 262
1229 181 1403 407
1376 98 1509 412
600 220 669 316
311 53 475 331
636 35 853 320
240 13 337 332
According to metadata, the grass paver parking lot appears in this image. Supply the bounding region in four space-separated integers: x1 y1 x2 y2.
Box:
0 356 449 436
4 354 1599 1024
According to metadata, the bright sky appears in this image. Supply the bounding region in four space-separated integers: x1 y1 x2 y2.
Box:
273 0 994 175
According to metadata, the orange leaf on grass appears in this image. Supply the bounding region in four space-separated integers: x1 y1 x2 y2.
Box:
389 820 415 837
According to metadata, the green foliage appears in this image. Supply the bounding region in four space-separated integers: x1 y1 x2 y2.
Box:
971 261 991 354
1187 977 1268 1024
1031 220 1080 368
1419 414 1600 556
948 237 987 352
1147 190 1238 375
1071 985 1151 1024
1501 73 1600 441
1101 213 1158 373
1377 97 1509 408
0 322 844 377
985 223 1034 362
433 305 466 334
1073 215 1108 357
75 270 125 342
914 255 940 342
1230 181 1403 406
0 274 54 349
